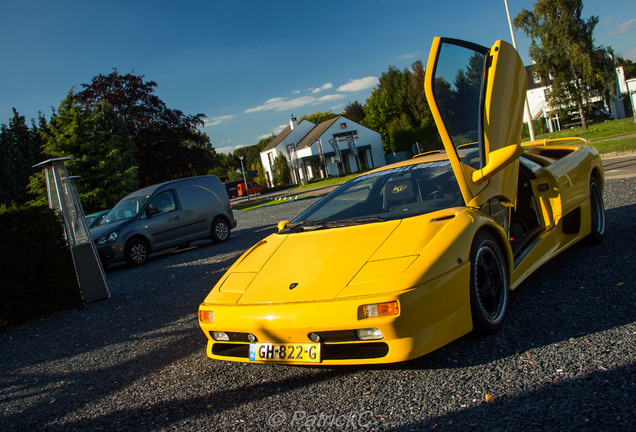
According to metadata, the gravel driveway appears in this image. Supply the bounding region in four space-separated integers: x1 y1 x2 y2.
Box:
1 178 635 431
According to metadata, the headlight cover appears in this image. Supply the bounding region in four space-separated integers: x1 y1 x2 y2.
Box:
98 232 118 245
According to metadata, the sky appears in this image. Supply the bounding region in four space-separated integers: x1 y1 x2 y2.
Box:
1 0 635 155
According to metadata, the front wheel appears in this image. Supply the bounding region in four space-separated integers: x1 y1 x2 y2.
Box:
124 238 149 266
586 177 605 243
469 231 509 334
211 218 230 243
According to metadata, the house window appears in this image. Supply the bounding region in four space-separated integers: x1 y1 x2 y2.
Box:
340 122 347 129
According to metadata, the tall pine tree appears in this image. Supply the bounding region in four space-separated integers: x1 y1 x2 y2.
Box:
29 92 138 212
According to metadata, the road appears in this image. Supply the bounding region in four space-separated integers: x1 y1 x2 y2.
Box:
602 152 636 180
1 167 635 431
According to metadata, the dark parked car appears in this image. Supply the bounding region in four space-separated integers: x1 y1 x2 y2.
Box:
91 175 236 266
85 210 109 228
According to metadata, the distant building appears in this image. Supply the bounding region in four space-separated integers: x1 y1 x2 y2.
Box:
260 115 385 186
523 64 628 132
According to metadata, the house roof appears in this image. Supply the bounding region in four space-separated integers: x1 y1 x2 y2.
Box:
260 119 312 152
296 115 342 150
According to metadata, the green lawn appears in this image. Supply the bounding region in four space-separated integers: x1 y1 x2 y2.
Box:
530 117 636 153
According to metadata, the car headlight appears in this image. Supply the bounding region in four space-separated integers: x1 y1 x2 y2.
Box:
97 232 118 245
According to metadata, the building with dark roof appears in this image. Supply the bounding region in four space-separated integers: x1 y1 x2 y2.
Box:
259 115 385 186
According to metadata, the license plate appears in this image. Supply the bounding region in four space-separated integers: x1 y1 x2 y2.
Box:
249 342 320 363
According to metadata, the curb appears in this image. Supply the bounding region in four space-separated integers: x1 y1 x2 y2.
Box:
600 149 636 159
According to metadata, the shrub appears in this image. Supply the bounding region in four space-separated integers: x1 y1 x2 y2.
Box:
0 205 82 328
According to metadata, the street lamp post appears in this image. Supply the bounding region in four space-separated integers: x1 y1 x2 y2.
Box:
239 155 250 201
505 0 536 141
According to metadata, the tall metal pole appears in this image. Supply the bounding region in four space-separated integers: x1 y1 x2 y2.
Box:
239 155 250 201
505 0 536 141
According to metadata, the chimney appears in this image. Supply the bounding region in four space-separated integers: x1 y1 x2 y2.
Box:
290 114 297 130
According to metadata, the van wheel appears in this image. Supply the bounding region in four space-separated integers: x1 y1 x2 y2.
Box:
125 238 149 266
212 218 230 243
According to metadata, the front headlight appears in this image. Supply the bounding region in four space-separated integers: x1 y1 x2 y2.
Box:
98 232 118 245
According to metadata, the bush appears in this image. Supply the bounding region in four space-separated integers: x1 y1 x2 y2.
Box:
0 205 82 328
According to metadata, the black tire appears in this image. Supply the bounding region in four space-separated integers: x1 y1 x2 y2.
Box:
469 231 509 334
211 218 230 243
586 177 605 244
124 238 150 266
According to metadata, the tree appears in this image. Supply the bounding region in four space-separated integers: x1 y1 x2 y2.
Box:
344 101 366 123
363 62 434 152
273 153 291 185
0 109 45 206
299 111 339 124
617 57 636 80
514 0 615 129
29 92 138 213
76 69 215 186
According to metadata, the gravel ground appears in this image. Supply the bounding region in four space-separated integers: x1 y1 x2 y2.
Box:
1 178 635 432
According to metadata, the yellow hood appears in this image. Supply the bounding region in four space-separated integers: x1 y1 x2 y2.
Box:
235 221 401 304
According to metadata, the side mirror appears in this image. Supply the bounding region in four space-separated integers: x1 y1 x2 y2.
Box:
146 206 160 217
277 220 290 232
471 144 523 183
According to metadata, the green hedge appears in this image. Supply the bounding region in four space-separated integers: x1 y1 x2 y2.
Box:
0 205 82 328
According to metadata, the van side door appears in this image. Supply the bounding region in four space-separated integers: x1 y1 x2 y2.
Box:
141 190 185 249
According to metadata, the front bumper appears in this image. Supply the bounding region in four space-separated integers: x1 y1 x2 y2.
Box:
199 263 472 365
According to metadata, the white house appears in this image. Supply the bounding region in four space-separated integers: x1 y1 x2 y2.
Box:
260 115 385 186
524 64 629 132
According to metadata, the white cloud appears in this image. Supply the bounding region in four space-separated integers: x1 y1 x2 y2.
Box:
205 114 234 127
317 94 346 102
215 144 244 155
244 96 316 113
609 18 636 36
396 51 424 61
338 76 379 92
256 123 288 140
311 83 333 93
272 123 288 134
292 89 301 94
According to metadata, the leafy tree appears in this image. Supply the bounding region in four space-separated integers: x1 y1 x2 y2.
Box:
256 135 274 151
514 0 615 129
363 62 434 152
29 92 138 213
617 57 636 80
344 101 366 123
299 111 339 124
76 69 215 186
363 89 397 151
0 109 45 205
273 153 291 185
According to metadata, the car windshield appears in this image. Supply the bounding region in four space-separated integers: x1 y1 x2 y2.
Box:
102 194 151 223
285 160 463 232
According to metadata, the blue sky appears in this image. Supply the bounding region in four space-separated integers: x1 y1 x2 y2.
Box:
2 0 635 154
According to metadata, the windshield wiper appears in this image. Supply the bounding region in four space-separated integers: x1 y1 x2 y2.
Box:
283 217 385 233
282 220 328 233
323 217 385 228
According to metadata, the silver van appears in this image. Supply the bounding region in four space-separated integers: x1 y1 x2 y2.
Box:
91 175 237 266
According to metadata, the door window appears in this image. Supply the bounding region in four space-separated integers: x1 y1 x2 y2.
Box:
147 191 177 215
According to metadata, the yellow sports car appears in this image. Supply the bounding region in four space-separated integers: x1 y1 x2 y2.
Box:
198 37 605 365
